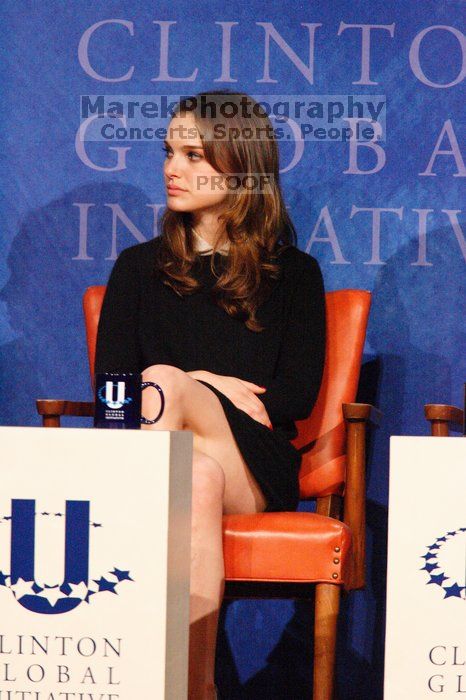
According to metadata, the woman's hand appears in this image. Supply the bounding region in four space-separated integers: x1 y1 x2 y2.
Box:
188 370 272 429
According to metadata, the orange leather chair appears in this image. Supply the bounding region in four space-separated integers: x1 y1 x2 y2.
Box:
37 286 380 700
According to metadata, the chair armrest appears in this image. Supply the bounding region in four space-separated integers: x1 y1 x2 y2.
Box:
343 402 382 426
36 399 95 427
424 404 464 436
342 402 381 591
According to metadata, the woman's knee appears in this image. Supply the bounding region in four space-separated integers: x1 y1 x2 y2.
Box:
141 364 188 404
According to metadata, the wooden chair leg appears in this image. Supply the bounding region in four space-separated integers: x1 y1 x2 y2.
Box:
313 583 341 700
42 415 61 427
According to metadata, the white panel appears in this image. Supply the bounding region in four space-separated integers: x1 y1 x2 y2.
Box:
0 426 193 699
384 436 466 699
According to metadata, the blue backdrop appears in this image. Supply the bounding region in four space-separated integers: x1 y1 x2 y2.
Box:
1 2 464 697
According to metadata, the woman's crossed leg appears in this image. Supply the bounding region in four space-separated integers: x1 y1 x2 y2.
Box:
140 364 267 700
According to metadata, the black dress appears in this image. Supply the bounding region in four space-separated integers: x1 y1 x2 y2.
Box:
94 237 326 512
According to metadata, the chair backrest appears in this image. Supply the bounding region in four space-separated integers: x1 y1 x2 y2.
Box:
83 286 371 500
83 285 106 391
292 290 371 499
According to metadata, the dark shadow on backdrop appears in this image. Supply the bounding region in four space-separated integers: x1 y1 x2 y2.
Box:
0 182 155 426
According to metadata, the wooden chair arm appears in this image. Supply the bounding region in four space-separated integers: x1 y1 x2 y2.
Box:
424 404 464 436
342 402 382 426
341 402 381 591
36 399 95 427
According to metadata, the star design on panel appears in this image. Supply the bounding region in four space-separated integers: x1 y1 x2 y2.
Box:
420 527 466 600
0 571 135 608
0 510 134 610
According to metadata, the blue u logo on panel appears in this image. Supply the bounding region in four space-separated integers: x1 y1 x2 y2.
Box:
0 499 134 615
10 499 90 615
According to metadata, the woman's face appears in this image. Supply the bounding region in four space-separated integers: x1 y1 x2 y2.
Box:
163 113 228 216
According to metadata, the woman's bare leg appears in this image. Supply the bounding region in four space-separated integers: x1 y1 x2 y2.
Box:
140 365 267 699
187 449 225 698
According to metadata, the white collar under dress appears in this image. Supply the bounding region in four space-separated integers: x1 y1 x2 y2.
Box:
192 229 230 256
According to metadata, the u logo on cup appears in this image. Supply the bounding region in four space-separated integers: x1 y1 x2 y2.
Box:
94 373 165 429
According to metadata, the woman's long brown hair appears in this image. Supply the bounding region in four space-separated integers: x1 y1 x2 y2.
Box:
154 90 298 332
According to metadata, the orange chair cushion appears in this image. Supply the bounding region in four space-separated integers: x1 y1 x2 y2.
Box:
223 512 352 585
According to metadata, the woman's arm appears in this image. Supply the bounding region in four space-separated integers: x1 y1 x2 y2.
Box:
258 253 326 425
95 247 143 374
188 370 272 428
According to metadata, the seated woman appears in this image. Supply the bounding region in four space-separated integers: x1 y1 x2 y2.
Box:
95 90 326 700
